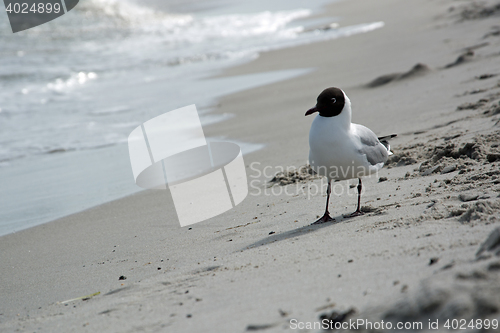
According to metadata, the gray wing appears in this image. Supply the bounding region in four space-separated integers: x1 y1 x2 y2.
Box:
354 124 389 166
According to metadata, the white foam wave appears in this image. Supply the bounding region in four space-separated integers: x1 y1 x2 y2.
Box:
76 0 193 29
78 0 307 40
0 0 386 165
78 0 309 43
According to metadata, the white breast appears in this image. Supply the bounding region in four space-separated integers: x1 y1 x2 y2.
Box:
308 115 381 181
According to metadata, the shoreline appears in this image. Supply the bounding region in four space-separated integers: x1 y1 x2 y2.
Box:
0 0 382 237
2 0 500 331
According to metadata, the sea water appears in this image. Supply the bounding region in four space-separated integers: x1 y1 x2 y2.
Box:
0 0 383 235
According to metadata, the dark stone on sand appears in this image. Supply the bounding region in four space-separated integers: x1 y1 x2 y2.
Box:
47 148 67 154
379 177 388 182
319 308 356 326
465 89 488 95
118 275 126 280
246 323 277 331
366 63 430 88
487 153 500 162
279 309 288 317
269 231 275 235
476 73 497 80
488 262 500 271
476 228 500 257
459 193 479 202
443 134 461 141
429 257 439 266
441 261 455 270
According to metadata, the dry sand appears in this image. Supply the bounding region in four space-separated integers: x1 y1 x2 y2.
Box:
1 0 500 332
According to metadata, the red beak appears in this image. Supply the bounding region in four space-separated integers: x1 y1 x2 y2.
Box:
305 106 318 116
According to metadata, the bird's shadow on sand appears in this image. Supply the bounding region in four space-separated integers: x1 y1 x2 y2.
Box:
238 214 348 252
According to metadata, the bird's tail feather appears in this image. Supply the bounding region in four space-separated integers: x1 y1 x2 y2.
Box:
377 134 397 141
378 134 396 155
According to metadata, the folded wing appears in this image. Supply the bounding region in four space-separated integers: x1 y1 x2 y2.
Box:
353 124 395 166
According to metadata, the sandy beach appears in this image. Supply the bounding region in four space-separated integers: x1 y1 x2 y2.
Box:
1 0 500 332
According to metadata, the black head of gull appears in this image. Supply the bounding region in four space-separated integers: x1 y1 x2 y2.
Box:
305 87 345 117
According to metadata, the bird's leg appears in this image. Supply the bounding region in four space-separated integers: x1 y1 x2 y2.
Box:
312 180 335 224
345 178 364 218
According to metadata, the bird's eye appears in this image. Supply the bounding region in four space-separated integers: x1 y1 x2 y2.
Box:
331 98 336 103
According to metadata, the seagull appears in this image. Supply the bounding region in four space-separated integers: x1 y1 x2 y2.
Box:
305 87 396 224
